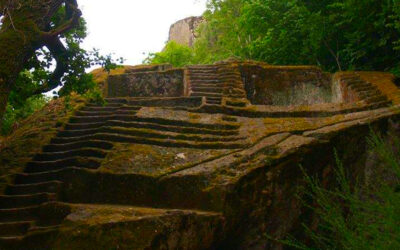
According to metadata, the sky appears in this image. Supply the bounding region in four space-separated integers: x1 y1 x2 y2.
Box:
78 0 208 66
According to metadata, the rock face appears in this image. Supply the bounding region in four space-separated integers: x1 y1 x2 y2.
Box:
168 16 204 47
1 60 400 249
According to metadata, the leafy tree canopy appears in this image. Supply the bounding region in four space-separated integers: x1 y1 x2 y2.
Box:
147 0 400 73
0 1 123 135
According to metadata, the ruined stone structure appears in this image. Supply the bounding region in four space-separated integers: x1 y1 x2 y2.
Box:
168 16 204 47
1 60 400 249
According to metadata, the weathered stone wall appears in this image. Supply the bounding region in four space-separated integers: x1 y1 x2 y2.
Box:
240 63 333 106
107 69 185 98
168 16 204 47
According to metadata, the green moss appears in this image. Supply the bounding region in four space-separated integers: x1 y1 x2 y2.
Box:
0 94 85 193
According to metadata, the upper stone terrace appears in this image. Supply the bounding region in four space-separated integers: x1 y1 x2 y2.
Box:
106 60 393 116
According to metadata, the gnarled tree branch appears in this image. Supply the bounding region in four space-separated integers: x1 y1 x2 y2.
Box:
34 37 68 94
42 0 81 40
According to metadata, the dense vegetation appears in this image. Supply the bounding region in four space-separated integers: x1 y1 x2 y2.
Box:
284 132 400 249
147 0 400 74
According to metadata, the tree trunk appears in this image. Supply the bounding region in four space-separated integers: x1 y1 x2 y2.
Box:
0 79 10 123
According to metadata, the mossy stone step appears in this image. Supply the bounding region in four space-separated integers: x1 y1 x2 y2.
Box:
50 133 246 149
192 83 239 89
75 110 140 117
81 106 120 112
0 206 37 223
81 106 141 112
357 90 382 99
70 115 240 130
57 126 243 143
190 79 220 84
345 81 372 89
42 140 113 152
0 193 56 209
190 75 222 80
26 157 101 173
191 92 223 98
350 85 377 92
65 120 238 136
364 95 389 104
86 103 122 107
218 72 241 76
207 100 222 105
5 181 63 196
14 169 70 185
34 148 108 161
0 221 33 237
191 86 224 93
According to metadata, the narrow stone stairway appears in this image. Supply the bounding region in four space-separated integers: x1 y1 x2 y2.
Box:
187 64 248 106
341 75 391 106
188 65 224 105
0 105 121 245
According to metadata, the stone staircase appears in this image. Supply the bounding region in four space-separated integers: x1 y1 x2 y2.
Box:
341 74 391 106
188 65 223 105
0 99 244 246
187 63 248 106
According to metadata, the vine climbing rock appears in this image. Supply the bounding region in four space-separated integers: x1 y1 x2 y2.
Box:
1 60 400 249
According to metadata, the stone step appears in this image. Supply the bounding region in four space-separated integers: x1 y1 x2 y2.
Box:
0 206 38 223
189 70 218 75
55 127 242 143
190 75 221 80
357 90 381 99
69 115 239 130
86 102 123 107
0 193 56 209
191 92 223 98
15 169 69 185
191 83 239 89
50 133 246 150
81 106 119 112
81 106 141 112
0 221 33 237
368 100 392 109
26 157 101 173
42 140 113 153
5 181 63 196
346 80 372 88
207 100 222 105
350 85 377 92
75 110 139 116
33 148 108 161
190 79 220 84
103 99 129 104
64 120 238 136
191 86 224 93
218 72 241 76
363 95 389 104
225 99 248 107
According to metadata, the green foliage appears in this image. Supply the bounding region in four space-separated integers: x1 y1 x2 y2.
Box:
2 9 123 134
1 95 48 135
283 132 400 249
159 0 400 72
83 87 106 106
144 41 198 67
